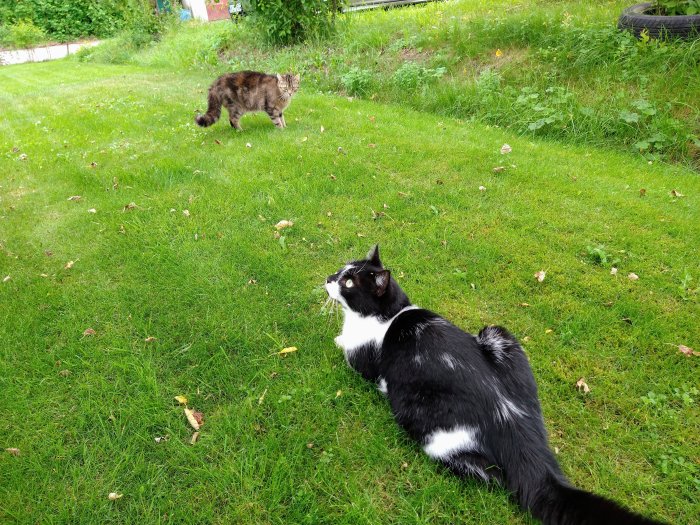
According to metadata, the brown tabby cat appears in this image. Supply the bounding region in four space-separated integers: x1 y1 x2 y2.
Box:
195 71 300 130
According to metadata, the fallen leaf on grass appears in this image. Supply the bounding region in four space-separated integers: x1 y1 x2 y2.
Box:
83 328 96 336
275 220 293 231
87 208 97 214
610 267 618 276
2 275 10 283
184 408 201 430
500 144 512 154
670 189 684 198
320 125 325 133
64 260 75 270
678 344 700 357
144 336 157 343
545 329 553 334
58 369 71 377
368 143 376 148
628 272 639 281
5 448 20 456
258 388 268 405
214 139 222 145
575 378 590 394
369 116 376 123
274 346 298 356
534 270 546 282
19 153 28 161
519 302 531 307
108 492 123 501
492 166 506 173
90 162 97 168
67 195 82 201
154 435 169 444
174 395 188 405
123 202 138 211
246 143 252 148
495 49 503 57
639 188 646 197
190 431 200 444
479 186 486 192
335 390 342 398
182 209 190 217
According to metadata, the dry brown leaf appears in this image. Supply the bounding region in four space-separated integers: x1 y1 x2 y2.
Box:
518 302 531 307
639 188 646 197
5 448 20 456
670 189 684 198
182 209 190 217
610 267 618 276
108 492 123 501
214 139 222 145
58 369 71 377
190 431 200 444
500 144 512 154
67 195 82 201
19 153 28 161
174 395 188 405
575 378 590 394
492 166 506 173
275 220 293 231
90 162 98 168
258 388 268 405
368 143 376 148
83 328 96 336
534 270 546 282
678 344 699 357
628 272 639 281
369 116 376 123
193 411 204 426
123 202 137 211
184 408 200 430
64 260 75 270
144 336 157 343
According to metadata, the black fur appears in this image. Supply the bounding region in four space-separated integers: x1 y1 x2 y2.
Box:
326 246 666 525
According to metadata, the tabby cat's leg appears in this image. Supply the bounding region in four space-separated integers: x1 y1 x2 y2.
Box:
266 108 284 128
226 105 244 130
280 114 287 128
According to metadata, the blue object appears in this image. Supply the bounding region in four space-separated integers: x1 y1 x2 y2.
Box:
180 9 192 21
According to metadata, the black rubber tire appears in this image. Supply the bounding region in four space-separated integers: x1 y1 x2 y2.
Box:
618 2 700 39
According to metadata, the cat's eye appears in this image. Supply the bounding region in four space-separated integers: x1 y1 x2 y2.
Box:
344 279 354 288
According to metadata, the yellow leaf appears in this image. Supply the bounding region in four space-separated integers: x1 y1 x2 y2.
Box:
174 395 188 405
184 408 200 430
335 390 342 398
495 49 503 57
575 378 590 394
276 346 298 356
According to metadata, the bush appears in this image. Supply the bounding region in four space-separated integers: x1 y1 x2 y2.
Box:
0 19 47 49
341 67 373 97
245 0 343 45
653 1 700 16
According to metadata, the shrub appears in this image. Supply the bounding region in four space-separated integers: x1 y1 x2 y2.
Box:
3 19 47 49
244 0 344 45
652 1 700 16
341 67 373 97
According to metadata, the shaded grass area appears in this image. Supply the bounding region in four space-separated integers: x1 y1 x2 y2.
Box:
82 0 700 169
1 60 699 524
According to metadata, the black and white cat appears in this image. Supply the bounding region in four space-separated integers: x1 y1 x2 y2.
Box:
325 246 665 525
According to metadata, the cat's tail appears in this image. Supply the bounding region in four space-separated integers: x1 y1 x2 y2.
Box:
195 89 221 127
522 473 666 525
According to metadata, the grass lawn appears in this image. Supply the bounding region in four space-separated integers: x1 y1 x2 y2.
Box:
1 54 699 524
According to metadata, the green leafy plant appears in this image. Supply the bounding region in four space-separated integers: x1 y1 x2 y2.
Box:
392 62 446 90
652 0 700 16
5 19 46 49
341 67 373 97
245 0 344 45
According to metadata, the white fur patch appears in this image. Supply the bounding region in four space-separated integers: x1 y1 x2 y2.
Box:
334 306 418 358
423 426 479 460
494 391 526 423
440 353 459 370
377 377 388 395
477 327 510 362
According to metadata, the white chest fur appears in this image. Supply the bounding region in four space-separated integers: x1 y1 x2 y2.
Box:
334 306 417 359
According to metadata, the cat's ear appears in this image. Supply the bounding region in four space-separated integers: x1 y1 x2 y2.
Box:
294 74 300 84
276 73 283 84
366 244 382 267
374 270 390 297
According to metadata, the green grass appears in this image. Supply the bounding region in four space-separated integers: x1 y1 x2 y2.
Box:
1 57 698 524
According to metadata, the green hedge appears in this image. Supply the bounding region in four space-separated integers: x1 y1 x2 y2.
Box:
0 0 153 41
